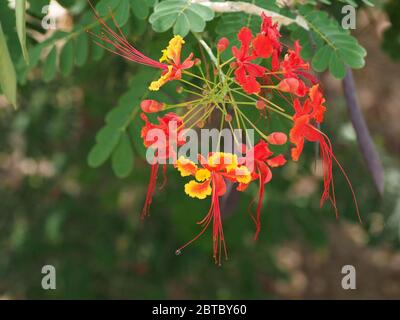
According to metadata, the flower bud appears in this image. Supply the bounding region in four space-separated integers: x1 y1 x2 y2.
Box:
230 62 238 69
140 100 165 113
217 37 229 52
267 132 287 145
278 78 299 94
224 114 233 122
197 120 205 128
255 99 266 110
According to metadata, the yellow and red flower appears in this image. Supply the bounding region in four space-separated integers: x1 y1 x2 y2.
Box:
89 3 194 92
149 35 195 91
89 4 361 263
175 153 252 264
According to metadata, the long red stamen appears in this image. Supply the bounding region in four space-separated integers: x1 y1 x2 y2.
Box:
253 174 265 240
159 164 167 190
87 1 167 70
175 174 227 265
312 127 361 223
141 163 159 219
210 175 227 265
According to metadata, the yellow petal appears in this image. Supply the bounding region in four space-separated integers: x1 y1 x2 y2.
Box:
235 165 252 184
208 152 238 171
175 156 197 177
184 180 212 200
159 35 185 64
149 66 173 91
195 168 211 182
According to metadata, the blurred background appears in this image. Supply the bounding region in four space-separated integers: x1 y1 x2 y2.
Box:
0 0 399 299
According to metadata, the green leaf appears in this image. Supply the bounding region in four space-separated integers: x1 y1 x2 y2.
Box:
87 69 158 175
329 51 347 79
96 0 120 16
75 33 88 67
88 128 122 168
130 0 149 20
27 0 50 15
106 103 134 128
298 5 367 79
173 14 190 37
189 3 214 21
185 9 205 32
114 0 131 26
0 22 17 108
311 45 331 72
43 46 57 82
151 13 176 33
60 40 74 76
15 0 29 64
112 132 134 178
149 0 214 36
92 42 104 61
91 24 105 61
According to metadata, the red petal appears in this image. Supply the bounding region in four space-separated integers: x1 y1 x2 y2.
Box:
266 154 286 167
244 63 266 77
237 27 253 45
252 34 273 58
258 162 272 184
214 174 227 197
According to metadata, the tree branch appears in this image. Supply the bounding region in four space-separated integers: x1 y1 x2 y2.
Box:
343 68 384 196
192 0 309 30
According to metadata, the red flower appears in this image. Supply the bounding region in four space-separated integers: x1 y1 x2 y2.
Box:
232 27 266 94
260 13 281 52
140 112 186 219
280 41 310 79
290 85 326 161
289 86 342 215
259 13 282 70
252 34 273 59
240 135 287 239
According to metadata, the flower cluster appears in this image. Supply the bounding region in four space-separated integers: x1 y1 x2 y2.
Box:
91 8 360 265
